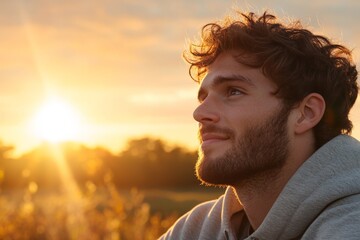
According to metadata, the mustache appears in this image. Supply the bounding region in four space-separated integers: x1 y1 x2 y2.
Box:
198 124 234 141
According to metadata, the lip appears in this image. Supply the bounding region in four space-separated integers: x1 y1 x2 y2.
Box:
200 133 229 146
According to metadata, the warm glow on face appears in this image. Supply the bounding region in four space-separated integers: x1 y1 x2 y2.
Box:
31 98 82 142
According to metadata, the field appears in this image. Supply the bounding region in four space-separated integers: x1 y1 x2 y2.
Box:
0 183 223 240
0 138 224 239
143 187 223 215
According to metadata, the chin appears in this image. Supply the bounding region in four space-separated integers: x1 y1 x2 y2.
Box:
200 143 230 159
195 155 223 185
196 169 230 187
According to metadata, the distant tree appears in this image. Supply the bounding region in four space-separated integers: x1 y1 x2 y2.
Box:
60 143 115 187
0 137 200 190
16 143 62 190
0 141 15 189
111 137 199 189
0 141 13 160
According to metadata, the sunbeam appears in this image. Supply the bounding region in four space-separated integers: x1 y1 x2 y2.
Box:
47 143 93 238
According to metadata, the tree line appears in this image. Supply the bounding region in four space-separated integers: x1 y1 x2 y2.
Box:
0 137 200 191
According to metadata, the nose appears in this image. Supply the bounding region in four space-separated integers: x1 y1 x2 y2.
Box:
193 99 220 124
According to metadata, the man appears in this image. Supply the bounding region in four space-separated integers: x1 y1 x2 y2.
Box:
160 11 360 240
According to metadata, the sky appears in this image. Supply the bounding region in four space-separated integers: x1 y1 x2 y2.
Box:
0 0 360 156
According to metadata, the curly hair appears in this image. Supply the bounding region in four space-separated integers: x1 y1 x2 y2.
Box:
184 11 358 148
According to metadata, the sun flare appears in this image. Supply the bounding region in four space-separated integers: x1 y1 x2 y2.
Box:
31 98 82 142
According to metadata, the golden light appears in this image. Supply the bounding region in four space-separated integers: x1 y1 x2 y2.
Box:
30 98 91 237
31 98 82 142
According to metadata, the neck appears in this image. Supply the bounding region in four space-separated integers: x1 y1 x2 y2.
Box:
232 168 287 229
233 136 315 230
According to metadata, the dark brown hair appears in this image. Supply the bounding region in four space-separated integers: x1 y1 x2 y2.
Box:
184 11 358 148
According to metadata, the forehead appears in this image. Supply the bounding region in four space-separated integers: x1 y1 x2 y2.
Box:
200 52 276 90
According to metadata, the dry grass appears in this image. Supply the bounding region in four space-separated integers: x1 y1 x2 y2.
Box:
0 180 180 240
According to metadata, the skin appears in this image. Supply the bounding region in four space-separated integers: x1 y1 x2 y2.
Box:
193 50 325 231
194 52 291 187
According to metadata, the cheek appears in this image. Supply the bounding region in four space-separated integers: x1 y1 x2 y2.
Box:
222 98 282 132
229 112 270 139
227 116 254 138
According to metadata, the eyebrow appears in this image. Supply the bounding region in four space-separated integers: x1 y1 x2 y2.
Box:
197 74 255 101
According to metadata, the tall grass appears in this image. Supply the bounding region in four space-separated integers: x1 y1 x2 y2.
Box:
0 178 179 240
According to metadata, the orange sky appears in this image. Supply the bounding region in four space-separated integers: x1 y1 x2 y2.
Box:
1 0 360 156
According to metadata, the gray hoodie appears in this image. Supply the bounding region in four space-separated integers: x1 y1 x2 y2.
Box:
160 135 360 240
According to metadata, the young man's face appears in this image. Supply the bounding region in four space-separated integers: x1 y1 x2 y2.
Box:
193 51 291 186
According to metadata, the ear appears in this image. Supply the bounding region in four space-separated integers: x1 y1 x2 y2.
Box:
294 93 326 134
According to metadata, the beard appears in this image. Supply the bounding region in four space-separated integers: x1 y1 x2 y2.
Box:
195 105 291 187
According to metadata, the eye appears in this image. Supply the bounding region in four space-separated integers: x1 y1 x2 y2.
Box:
228 87 244 96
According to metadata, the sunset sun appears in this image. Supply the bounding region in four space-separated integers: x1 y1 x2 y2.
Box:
31 98 82 142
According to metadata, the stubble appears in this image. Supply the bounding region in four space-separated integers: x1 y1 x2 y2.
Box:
196 105 291 188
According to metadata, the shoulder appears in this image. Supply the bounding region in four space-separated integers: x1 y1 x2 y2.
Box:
159 195 225 240
303 193 360 239
159 187 244 240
